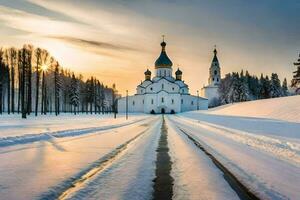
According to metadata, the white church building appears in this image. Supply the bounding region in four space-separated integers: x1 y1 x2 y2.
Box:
117 39 208 114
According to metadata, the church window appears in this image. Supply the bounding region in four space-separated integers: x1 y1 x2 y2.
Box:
151 99 154 104
162 97 164 103
172 99 174 104
162 84 164 89
164 70 166 76
181 99 183 104
172 87 174 91
182 89 184 93
133 101 135 106
217 78 219 82
214 70 217 75
191 101 194 105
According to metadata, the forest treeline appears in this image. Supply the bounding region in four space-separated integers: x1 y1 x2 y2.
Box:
217 71 288 106
215 54 300 107
0 44 118 118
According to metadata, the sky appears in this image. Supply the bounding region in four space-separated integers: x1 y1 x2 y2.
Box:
0 0 299 96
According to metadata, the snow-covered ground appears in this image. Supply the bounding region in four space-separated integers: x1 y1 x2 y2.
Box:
206 95 300 123
0 113 148 138
0 96 299 200
0 114 156 200
173 96 300 199
166 118 239 200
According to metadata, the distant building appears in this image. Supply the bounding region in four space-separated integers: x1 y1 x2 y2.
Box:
201 48 221 107
117 39 208 114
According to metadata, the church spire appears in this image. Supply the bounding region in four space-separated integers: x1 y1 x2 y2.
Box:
212 45 219 63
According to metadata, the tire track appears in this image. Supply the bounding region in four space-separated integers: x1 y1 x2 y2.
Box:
38 124 153 200
177 127 260 200
0 117 150 148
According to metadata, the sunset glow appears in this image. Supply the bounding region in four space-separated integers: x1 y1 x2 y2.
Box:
0 0 299 96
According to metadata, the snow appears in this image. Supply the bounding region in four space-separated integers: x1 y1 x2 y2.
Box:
0 114 149 147
0 114 148 138
65 116 161 200
206 95 300 123
166 117 239 200
172 95 300 199
0 115 156 200
0 95 299 200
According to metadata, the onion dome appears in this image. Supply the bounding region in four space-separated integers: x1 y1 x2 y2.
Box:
144 69 151 75
175 68 182 75
155 39 173 68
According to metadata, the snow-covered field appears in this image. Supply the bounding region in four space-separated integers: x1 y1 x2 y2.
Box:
0 96 299 200
175 96 300 199
207 95 300 123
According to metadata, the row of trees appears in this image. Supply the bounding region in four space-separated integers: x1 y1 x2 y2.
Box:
217 70 289 105
216 54 300 106
0 45 117 118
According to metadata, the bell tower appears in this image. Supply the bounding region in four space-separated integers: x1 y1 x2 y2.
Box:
208 46 221 86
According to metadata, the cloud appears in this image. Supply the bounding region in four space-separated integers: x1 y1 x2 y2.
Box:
48 36 138 52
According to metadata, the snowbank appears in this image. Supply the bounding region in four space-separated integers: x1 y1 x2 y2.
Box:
205 95 300 123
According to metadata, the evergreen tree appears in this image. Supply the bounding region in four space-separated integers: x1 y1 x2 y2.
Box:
69 73 79 115
282 78 289 96
259 74 271 99
291 54 300 94
269 73 282 98
218 73 232 104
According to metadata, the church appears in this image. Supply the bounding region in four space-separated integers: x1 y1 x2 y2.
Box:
117 38 209 114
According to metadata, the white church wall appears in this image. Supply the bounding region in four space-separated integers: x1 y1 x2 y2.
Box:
201 86 219 106
181 95 208 112
144 92 181 113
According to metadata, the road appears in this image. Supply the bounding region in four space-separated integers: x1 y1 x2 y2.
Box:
1 114 298 199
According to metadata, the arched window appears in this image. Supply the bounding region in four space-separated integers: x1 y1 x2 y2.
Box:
142 100 144 104
162 84 164 89
213 78 214 81
133 101 135 106
214 70 217 75
162 97 164 103
164 70 166 76
172 87 174 91
150 87 153 91
217 78 219 82
151 99 154 104
181 99 183 104
191 101 194 105
171 99 174 104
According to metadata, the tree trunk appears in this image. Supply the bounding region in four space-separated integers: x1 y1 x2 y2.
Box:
11 65 15 113
21 50 26 119
35 58 40 116
41 71 45 115
7 66 10 114
26 58 32 115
